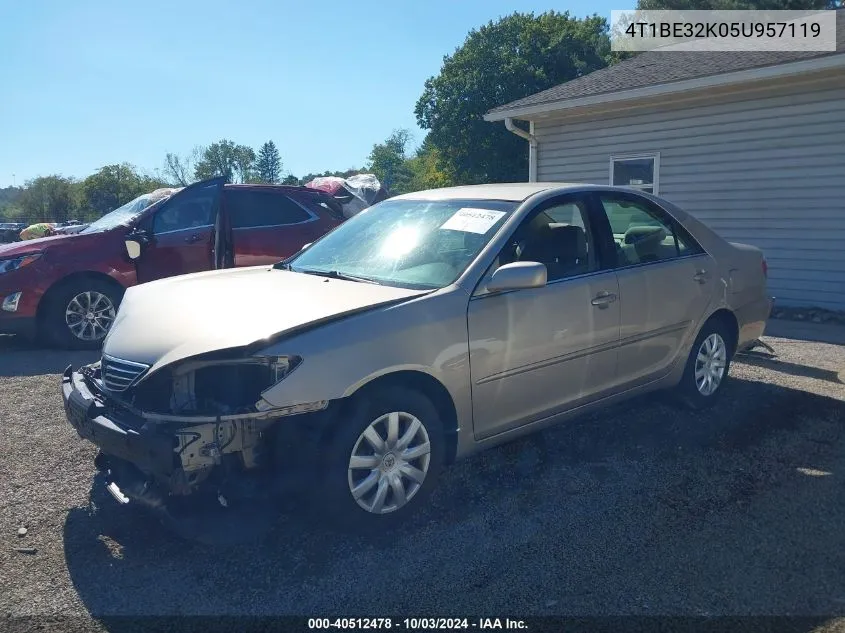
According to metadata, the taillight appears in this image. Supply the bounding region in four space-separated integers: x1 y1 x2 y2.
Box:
762 257 768 278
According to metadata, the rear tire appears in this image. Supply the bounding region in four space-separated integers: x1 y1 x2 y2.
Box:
674 319 733 410
43 278 123 350
317 386 445 533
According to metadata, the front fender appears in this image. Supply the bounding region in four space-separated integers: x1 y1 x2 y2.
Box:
255 289 474 429
339 363 446 399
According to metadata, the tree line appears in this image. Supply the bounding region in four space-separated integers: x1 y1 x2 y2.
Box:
0 132 454 223
0 167 169 224
4 0 836 224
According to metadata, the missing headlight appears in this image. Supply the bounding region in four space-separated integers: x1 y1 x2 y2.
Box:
131 356 301 416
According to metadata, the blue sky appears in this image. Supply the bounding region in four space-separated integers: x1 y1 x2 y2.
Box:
0 0 621 188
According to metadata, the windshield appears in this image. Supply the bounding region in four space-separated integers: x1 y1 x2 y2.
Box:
81 188 179 233
285 198 517 289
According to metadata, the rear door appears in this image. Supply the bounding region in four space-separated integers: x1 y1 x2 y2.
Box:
135 177 224 283
592 191 717 387
224 188 340 266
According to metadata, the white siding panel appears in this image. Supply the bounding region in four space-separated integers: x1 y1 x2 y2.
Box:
534 76 845 310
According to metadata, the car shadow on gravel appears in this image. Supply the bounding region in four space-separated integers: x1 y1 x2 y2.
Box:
735 349 844 385
63 377 845 622
0 334 98 377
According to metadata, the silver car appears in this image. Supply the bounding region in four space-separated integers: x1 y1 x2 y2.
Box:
61 183 772 531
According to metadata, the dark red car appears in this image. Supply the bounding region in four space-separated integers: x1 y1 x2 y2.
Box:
0 177 344 349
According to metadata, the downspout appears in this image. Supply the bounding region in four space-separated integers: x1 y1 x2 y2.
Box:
504 117 538 182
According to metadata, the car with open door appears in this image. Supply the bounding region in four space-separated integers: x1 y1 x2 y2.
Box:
0 177 344 348
60 183 773 535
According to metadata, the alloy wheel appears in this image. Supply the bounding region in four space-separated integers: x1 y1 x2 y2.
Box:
347 411 432 515
695 332 727 396
65 291 116 342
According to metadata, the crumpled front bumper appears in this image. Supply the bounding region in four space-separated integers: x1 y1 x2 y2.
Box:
61 364 320 542
61 365 175 478
62 364 197 520
62 365 231 535
62 362 309 503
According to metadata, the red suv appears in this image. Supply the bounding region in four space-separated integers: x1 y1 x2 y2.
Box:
0 177 343 348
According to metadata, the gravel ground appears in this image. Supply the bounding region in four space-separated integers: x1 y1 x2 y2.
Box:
1 332 844 630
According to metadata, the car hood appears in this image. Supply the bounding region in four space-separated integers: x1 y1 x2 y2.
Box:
103 266 429 371
0 231 104 257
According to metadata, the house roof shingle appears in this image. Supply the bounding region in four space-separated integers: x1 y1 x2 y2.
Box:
488 12 844 117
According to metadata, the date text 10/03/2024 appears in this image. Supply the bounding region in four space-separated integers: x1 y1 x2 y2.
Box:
308 618 529 630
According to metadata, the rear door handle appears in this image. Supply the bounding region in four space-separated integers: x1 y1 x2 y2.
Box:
184 233 202 244
693 269 710 284
591 291 617 308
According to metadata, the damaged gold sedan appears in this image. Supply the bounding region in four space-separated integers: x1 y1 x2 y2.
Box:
63 183 772 534
63 353 334 534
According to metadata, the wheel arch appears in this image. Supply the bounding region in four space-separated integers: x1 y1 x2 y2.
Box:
345 370 461 465
37 271 127 325
701 308 739 357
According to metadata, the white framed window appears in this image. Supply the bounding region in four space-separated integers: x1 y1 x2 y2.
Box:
610 152 660 195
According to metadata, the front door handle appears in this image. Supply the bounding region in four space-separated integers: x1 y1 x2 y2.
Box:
184 233 202 244
693 269 710 284
591 291 618 308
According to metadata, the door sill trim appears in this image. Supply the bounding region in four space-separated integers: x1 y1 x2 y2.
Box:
473 372 671 444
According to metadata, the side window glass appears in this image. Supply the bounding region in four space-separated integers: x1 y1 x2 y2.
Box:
544 203 587 230
153 184 215 234
227 191 312 229
597 196 702 266
496 198 595 283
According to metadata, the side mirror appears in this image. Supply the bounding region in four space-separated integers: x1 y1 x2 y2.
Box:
125 240 142 260
486 261 547 293
125 229 150 260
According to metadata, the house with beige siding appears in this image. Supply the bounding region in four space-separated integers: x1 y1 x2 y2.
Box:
485 18 845 311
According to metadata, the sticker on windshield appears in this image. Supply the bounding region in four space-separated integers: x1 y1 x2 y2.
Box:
439 208 506 234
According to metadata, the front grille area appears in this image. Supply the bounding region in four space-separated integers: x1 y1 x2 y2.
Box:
101 355 150 392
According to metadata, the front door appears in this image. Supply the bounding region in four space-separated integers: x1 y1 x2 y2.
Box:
592 192 717 387
467 193 621 441
135 178 224 283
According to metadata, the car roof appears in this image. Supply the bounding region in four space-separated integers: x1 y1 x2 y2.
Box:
223 183 328 195
392 182 586 202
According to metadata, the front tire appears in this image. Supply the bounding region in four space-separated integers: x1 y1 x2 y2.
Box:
675 319 732 410
319 386 445 532
43 278 123 350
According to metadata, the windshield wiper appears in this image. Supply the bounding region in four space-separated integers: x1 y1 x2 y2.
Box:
293 268 382 285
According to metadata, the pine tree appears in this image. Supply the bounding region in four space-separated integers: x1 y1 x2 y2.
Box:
255 141 282 184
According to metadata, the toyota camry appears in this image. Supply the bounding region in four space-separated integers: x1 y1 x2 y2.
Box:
61 183 772 532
